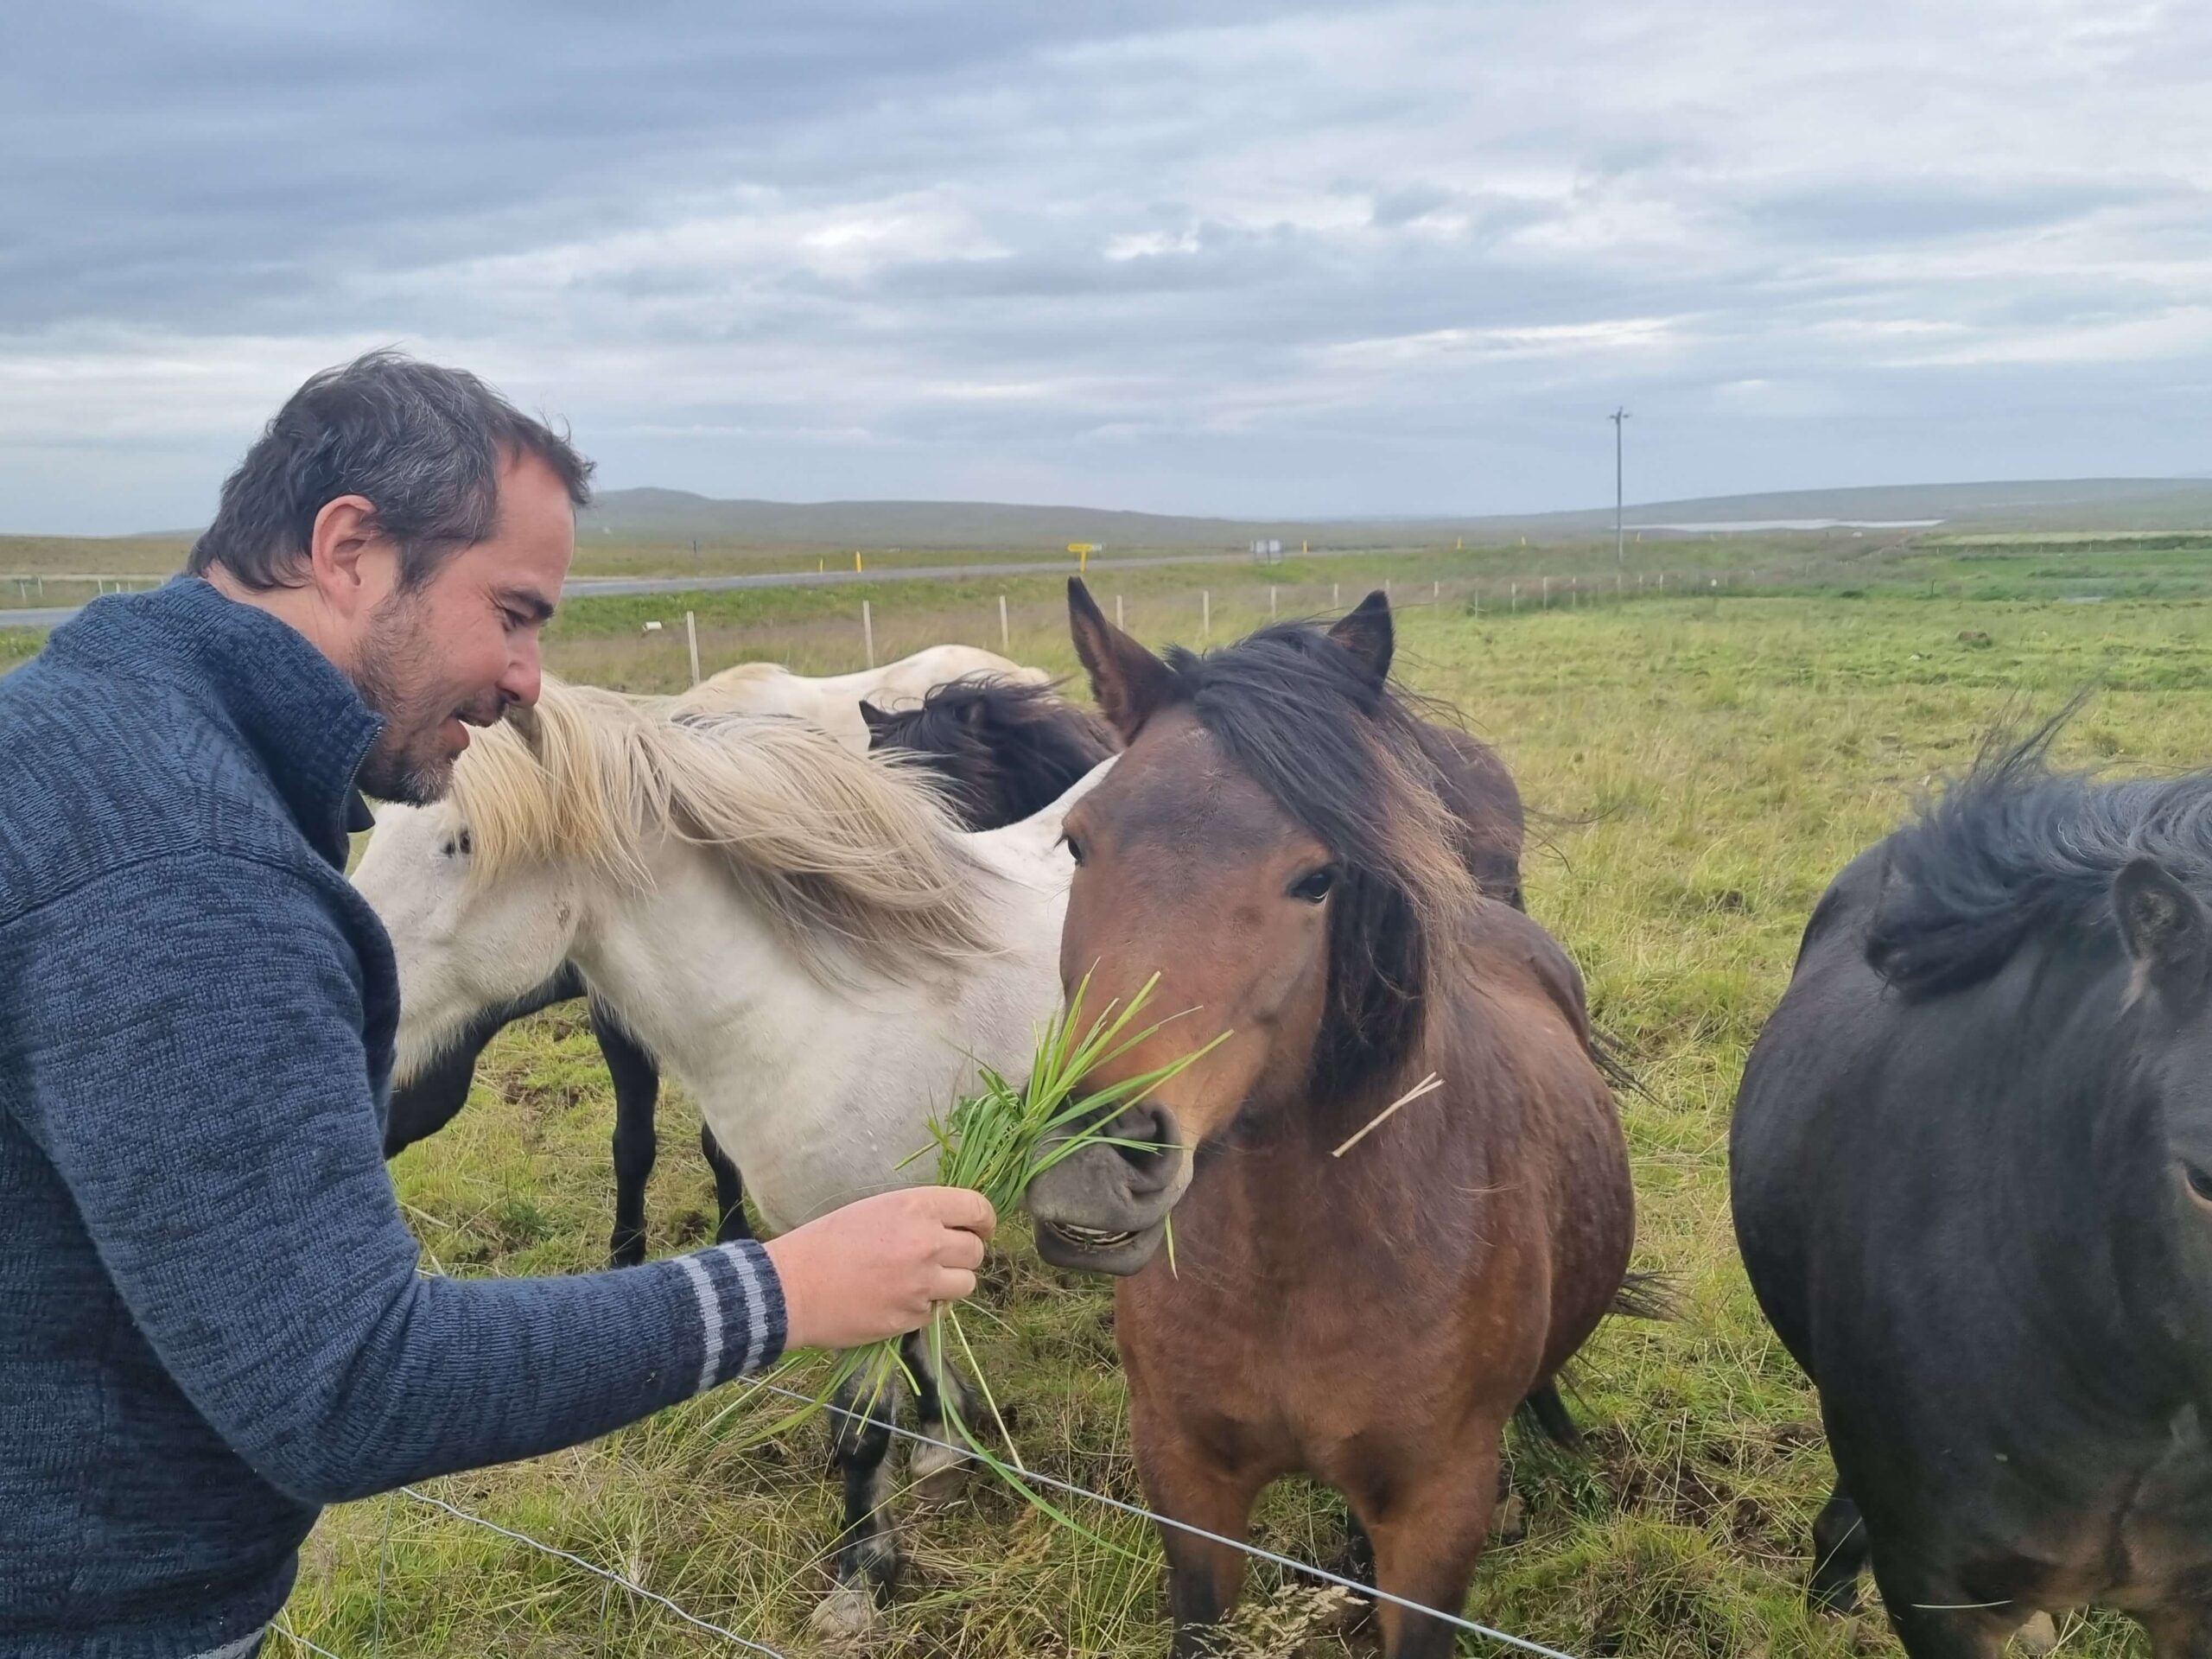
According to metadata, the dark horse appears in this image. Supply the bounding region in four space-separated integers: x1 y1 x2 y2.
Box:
378 675 1116 1264
859 673 1117 832
1733 725 2212 1656
1024 582 1635 1658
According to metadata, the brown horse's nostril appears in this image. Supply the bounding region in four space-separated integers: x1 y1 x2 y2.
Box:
1109 1102 1179 1189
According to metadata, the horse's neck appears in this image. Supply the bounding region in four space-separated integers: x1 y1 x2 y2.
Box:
570 834 1065 1231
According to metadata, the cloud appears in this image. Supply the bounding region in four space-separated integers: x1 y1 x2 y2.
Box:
3 0 2210 531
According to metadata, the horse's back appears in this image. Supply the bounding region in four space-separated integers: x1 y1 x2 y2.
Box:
874 646 1044 702
1419 723 1526 905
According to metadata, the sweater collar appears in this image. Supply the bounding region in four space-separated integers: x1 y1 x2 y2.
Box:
48 576 385 866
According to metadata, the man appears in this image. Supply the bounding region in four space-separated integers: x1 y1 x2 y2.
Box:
0 352 995 1659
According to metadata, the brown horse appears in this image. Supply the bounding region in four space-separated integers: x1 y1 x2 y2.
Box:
1025 582 1635 1658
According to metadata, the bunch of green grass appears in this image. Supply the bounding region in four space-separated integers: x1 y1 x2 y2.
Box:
721 971 1224 1533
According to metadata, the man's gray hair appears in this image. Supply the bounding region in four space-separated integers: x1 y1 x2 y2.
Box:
187 349 594 592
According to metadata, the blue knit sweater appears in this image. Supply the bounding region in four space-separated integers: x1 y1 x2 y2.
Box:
0 579 786 1659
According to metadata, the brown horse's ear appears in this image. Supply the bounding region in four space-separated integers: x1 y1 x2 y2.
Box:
1069 578 1175 740
2117 857 2210 1005
858 700 893 733
1327 590 1394 687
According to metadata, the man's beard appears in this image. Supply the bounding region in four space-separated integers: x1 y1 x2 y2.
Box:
351 591 504 804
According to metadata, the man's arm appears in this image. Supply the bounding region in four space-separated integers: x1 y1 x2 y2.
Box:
5 851 786 1503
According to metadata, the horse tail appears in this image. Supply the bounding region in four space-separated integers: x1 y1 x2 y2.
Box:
1515 1382 1583 1450
1587 1022 1652 1102
1609 1269 1679 1323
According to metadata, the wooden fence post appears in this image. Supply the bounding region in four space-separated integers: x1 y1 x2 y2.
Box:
998 594 1009 652
1201 589 1211 639
862 601 874 668
684 612 702 687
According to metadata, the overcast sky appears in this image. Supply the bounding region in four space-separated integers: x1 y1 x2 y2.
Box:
4 1 2208 533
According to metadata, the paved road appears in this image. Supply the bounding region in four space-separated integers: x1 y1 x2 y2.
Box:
0 547 1287 632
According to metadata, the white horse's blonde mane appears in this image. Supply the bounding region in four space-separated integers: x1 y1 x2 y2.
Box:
450 677 990 979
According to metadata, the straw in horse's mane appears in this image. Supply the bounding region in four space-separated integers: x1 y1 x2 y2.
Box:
448 678 993 982
1159 621 1479 1092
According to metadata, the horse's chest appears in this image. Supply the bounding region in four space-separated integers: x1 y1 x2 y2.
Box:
1115 1234 1449 1476
1958 1419 2212 1614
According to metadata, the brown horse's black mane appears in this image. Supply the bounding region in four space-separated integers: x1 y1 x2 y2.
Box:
1156 620 1478 1094
1867 710 2212 1001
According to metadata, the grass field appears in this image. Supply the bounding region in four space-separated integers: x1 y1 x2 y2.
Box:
10 553 2211 1656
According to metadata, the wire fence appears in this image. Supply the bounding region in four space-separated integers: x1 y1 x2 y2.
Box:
277 1375 1592 1659
564 541 1910 696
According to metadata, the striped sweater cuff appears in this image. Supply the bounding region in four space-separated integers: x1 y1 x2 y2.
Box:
672 1239 788 1392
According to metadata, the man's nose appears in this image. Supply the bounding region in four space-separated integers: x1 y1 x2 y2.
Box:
499 639 543 709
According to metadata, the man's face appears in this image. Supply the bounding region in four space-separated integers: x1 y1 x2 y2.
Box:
353 453 572 803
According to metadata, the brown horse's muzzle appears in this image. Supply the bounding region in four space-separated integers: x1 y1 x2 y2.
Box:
1025 1101 1187 1277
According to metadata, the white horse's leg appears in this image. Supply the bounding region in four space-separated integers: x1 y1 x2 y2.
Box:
905 1327 978 1507
809 1367 903 1638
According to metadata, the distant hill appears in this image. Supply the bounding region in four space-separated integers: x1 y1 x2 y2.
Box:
578 478 2212 548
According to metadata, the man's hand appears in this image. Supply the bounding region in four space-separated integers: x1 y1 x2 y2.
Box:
763 1186 996 1351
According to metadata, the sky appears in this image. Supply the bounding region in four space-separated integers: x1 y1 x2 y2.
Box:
4 0 2209 533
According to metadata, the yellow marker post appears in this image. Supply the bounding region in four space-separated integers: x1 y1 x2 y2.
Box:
855 550 864 574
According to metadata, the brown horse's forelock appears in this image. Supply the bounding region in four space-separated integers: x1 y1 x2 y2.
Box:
1160 625 1478 1095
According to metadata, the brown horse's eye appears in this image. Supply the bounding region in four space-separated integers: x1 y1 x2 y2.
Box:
1062 833 1085 868
1289 866 1338 905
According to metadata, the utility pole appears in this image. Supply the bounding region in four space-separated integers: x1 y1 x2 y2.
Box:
1610 406 1630 567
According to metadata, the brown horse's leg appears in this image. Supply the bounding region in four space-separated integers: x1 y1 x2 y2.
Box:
1138 1446 1268 1657
2145 1604 2212 1659
1353 1440 1501 1659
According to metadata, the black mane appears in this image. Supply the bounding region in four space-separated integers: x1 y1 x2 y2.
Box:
1156 620 1477 1093
1867 717 2212 1001
863 675 1115 830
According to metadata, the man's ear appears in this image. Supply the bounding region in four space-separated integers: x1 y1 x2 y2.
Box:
307 493 389 618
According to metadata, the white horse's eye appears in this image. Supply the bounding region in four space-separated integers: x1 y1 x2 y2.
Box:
442 829 474 859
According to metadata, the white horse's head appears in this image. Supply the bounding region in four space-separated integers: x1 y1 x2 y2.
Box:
353 775 587 1086
354 678 995 1082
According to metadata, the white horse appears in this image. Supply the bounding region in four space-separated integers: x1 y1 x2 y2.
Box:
677 645 1048 752
352 678 1096 1631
